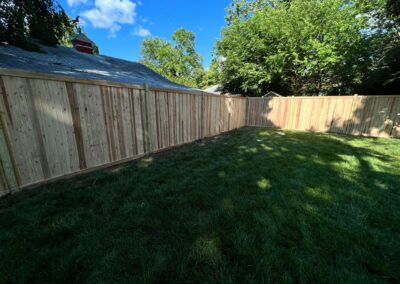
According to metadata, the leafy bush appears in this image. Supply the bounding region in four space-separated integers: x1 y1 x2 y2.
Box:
216 0 399 96
0 0 72 51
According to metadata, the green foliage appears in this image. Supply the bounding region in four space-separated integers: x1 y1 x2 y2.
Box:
139 29 205 88
387 0 400 23
0 0 73 51
359 41 400 95
1 128 400 282
217 0 398 96
225 0 289 25
356 0 400 94
201 58 223 88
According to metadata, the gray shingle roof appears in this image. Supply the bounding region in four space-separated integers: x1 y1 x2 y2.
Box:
72 33 94 44
0 44 199 92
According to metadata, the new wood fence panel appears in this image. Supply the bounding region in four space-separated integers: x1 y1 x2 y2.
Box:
75 83 110 168
184 94 190 142
1 76 46 185
367 97 398 137
123 88 135 158
29 79 80 178
226 97 232 129
0 91 18 194
0 170 5 196
3 68 398 198
389 97 400 138
247 96 400 138
167 93 176 146
0 72 246 196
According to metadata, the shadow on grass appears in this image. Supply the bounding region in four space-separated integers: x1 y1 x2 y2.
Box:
0 128 399 283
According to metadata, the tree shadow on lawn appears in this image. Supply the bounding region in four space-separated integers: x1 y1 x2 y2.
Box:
0 128 399 283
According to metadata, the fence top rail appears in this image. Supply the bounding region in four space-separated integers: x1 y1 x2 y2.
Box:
247 95 400 99
0 67 247 100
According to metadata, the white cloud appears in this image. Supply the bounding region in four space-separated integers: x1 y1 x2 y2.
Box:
132 26 151 37
82 0 137 37
67 0 88 7
108 25 121 38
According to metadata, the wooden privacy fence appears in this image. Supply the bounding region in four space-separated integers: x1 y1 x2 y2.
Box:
0 69 399 197
247 96 400 138
0 71 247 196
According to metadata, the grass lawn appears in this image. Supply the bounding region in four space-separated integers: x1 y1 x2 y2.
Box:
1 127 399 283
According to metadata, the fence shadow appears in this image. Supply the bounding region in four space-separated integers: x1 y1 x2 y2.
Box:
247 96 400 138
328 96 400 138
0 127 399 283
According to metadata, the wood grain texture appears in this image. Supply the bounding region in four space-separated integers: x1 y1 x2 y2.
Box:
2 69 397 198
0 114 18 193
67 82 87 170
0 74 246 196
247 96 400 138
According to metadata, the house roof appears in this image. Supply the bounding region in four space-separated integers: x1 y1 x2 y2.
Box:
204 85 224 94
0 44 199 93
72 33 94 44
203 85 243 97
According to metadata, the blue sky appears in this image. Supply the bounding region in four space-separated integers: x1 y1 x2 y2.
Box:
59 0 231 68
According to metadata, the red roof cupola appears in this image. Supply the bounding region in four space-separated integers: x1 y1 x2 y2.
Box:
72 33 95 55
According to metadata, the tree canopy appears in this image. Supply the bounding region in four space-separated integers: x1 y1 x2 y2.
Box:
139 29 205 88
387 0 400 22
0 0 73 51
216 0 399 96
0 0 397 95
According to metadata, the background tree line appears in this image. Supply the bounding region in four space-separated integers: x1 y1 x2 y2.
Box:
216 0 400 96
140 0 399 96
1 0 398 96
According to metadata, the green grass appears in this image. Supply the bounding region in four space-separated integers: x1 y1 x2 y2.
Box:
1 127 400 283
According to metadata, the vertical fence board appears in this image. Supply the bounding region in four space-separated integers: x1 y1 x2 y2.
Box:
390 98 400 138
0 73 246 195
247 96 400 138
133 89 144 155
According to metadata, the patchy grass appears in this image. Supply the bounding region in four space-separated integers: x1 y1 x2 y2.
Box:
1 127 399 283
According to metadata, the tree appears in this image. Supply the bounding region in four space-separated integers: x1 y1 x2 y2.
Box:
225 0 290 25
217 0 394 96
387 0 400 23
353 0 400 94
201 58 223 88
0 0 72 51
139 29 205 88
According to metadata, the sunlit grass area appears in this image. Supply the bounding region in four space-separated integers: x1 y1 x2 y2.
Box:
1 127 399 283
